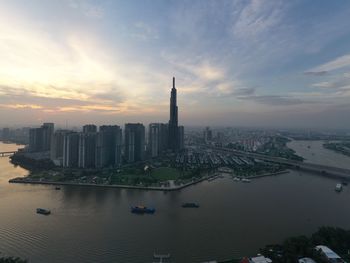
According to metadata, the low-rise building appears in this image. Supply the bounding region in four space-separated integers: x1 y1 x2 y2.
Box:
315 245 346 263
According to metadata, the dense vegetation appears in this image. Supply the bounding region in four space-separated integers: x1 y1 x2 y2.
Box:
260 136 304 161
260 226 350 263
0 255 27 263
323 142 350 157
10 154 55 171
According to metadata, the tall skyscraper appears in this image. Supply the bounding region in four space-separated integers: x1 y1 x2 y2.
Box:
63 132 79 167
29 128 44 152
42 123 54 151
50 130 69 165
178 125 184 150
78 132 97 168
95 125 122 168
83 124 97 133
204 126 212 143
124 123 145 163
148 123 169 157
168 77 179 151
149 123 160 158
28 123 54 152
2 128 10 141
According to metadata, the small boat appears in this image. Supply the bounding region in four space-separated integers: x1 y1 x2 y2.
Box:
55 186 61 190
153 253 170 263
335 183 343 192
242 178 251 183
131 205 155 214
182 202 200 208
207 176 219 182
36 208 51 215
233 177 241 181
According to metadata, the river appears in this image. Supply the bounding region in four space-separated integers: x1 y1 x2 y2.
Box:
287 140 350 170
1 141 350 263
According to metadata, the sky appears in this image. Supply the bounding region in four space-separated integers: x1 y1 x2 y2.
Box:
1 0 350 129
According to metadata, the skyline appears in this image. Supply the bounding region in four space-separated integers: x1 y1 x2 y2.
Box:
1 1 350 129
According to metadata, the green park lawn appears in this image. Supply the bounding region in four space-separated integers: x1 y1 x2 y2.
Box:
151 167 181 181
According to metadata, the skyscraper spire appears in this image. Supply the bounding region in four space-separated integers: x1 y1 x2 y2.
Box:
169 77 179 151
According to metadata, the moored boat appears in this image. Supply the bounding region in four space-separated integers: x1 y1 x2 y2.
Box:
36 208 51 215
335 183 342 192
131 205 155 214
242 178 251 183
182 202 200 208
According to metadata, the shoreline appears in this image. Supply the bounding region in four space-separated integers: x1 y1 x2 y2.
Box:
245 170 290 179
9 173 218 191
8 170 289 191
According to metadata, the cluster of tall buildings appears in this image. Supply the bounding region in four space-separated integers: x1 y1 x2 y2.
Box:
29 123 54 152
27 77 185 168
50 125 123 168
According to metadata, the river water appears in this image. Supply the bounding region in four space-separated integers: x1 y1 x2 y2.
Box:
1 141 350 263
287 140 350 170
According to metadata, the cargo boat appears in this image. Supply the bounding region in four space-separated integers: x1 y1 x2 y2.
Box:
131 205 155 214
182 202 200 208
335 183 343 192
242 178 251 183
36 208 51 215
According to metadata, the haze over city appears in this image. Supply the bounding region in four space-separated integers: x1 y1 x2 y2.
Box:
1 0 350 128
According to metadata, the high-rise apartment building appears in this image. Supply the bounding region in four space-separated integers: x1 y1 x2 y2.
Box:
95 125 122 168
50 130 69 165
2 128 10 141
28 123 54 152
124 123 145 163
148 123 169 157
78 132 97 168
62 132 79 167
42 123 54 151
83 124 97 133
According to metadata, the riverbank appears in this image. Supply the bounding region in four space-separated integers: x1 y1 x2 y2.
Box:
244 170 290 179
9 170 290 191
9 173 219 191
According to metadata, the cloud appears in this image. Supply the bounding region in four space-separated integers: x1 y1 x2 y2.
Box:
310 54 350 72
311 73 350 92
304 71 328 76
0 104 43 110
238 94 313 106
68 0 104 18
232 0 286 39
131 22 159 41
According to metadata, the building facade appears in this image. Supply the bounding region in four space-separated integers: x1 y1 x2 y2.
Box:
124 123 145 163
83 124 97 133
168 77 179 152
95 125 122 168
50 130 69 165
62 132 79 168
78 132 97 168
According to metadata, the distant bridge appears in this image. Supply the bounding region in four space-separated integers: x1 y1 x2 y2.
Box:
212 147 350 179
0 151 17 157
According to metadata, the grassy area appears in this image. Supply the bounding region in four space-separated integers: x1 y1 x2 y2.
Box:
151 167 181 181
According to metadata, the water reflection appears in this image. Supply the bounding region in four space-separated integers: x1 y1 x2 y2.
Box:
1 142 350 263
